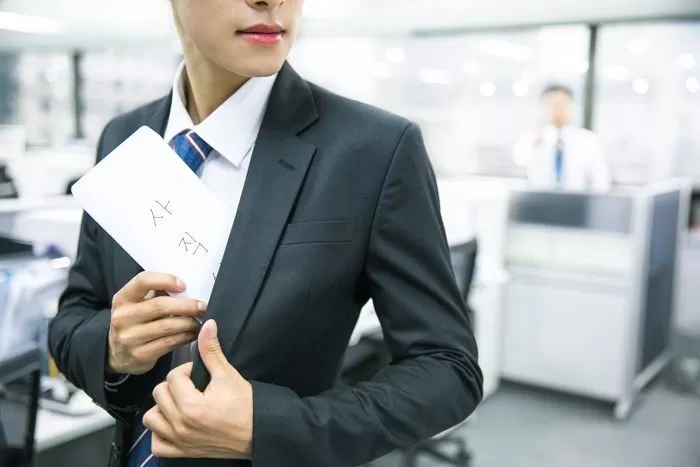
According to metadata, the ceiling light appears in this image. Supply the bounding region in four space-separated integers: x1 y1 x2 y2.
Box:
372 62 391 78
687 77 699 93
462 60 482 75
417 68 452 85
632 78 649 95
384 48 405 63
512 81 528 97
628 38 650 55
480 81 496 97
679 54 696 70
0 11 61 34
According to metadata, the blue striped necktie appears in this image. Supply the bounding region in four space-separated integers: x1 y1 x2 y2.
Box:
170 129 215 173
127 129 213 467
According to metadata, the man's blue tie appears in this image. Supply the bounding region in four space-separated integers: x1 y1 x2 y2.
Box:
554 133 565 187
127 129 213 467
170 129 215 173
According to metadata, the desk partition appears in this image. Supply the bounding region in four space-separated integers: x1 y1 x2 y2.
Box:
508 190 634 234
501 181 689 419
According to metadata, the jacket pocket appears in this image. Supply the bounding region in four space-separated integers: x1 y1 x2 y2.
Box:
279 219 352 246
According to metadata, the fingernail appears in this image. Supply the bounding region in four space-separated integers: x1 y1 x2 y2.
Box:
176 278 186 290
197 301 207 312
205 320 217 339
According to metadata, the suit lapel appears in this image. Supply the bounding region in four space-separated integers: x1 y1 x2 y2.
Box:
191 64 319 387
112 94 172 289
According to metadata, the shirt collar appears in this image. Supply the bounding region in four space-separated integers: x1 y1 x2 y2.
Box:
544 124 571 138
164 61 277 168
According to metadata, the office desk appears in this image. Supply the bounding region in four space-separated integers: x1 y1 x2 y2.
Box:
35 406 114 453
34 404 114 467
11 208 82 258
31 399 115 467
0 197 80 257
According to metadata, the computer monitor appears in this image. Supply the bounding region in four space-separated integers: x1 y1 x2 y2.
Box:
0 346 41 467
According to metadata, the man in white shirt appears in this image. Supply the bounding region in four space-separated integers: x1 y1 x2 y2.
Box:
513 84 612 192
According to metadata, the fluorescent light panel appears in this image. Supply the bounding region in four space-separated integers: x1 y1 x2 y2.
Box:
0 11 61 34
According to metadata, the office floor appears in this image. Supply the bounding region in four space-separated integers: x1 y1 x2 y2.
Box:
371 381 700 467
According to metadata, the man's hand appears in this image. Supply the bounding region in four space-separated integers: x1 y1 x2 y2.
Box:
144 320 254 459
108 272 206 375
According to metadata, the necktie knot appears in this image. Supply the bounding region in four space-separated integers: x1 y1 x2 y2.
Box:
169 130 214 173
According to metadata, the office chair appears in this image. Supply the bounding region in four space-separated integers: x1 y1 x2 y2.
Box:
0 346 41 467
401 238 478 467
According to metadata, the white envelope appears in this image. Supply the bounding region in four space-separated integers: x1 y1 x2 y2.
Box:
71 126 233 301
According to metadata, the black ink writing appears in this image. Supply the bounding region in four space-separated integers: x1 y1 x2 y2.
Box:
179 232 208 257
151 200 174 226
156 200 173 214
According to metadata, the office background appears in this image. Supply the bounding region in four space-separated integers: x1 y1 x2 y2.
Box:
0 1 699 188
0 1 699 467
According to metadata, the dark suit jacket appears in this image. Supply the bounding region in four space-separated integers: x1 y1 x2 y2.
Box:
48 63 483 467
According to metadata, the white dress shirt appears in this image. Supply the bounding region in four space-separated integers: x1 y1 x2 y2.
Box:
513 125 612 193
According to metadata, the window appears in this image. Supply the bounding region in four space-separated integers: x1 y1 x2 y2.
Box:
80 50 178 144
9 53 73 147
594 22 700 185
291 25 591 178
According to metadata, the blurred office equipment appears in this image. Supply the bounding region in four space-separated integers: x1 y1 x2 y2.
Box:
8 145 92 198
0 245 113 467
0 344 111 467
80 51 176 143
401 239 478 467
0 197 81 261
500 180 690 419
0 165 18 199
0 125 26 160
0 254 69 368
14 54 73 147
0 125 25 200
0 345 41 467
